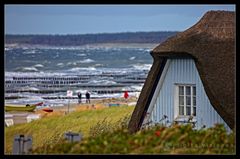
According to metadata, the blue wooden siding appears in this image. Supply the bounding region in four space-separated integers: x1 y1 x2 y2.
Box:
145 58 230 131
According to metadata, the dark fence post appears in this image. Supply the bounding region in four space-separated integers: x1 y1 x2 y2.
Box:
12 134 32 155
64 132 82 143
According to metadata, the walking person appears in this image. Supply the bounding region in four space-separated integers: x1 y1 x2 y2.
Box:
86 91 90 104
77 92 82 104
124 90 129 104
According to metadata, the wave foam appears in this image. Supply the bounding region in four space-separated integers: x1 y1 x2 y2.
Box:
5 47 12 51
34 64 44 68
22 67 38 72
129 56 136 60
69 67 96 72
23 50 36 54
79 59 95 63
132 64 152 70
14 67 39 72
87 80 117 85
67 62 77 66
57 63 64 66
76 54 86 56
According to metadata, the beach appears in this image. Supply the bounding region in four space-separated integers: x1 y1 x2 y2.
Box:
5 97 137 126
37 96 137 115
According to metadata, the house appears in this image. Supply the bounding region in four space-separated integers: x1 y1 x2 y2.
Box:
128 11 235 133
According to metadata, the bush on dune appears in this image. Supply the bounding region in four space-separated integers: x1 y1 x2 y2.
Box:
32 117 235 154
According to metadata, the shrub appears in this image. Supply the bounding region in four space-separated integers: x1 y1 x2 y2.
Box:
32 121 235 154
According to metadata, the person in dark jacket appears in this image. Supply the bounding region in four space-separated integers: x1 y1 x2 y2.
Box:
77 92 82 104
86 91 90 103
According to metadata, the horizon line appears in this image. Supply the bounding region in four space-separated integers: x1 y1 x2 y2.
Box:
5 30 180 36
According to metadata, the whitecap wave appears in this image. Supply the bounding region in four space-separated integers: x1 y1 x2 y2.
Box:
79 59 95 63
14 67 39 72
34 64 44 68
129 56 136 60
69 67 96 72
76 54 86 56
144 48 152 52
87 80 117 85
67 62 77 66
22 67 39 72
57 63 64 66
5 47 12 51
75 89 89 94
130 85 144 91
23 50 36 54
94 64 104 67
132 64 152 70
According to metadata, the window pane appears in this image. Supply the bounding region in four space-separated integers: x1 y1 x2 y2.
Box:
193 107 196 116
186 106 191 115
186 86 191 95
179 96 184 105
193 86 196 95
193 97 196 106
186 96 191 105
179 106 184 115
179 86 184 95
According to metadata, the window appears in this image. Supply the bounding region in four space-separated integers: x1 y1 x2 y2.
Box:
177 85 196 116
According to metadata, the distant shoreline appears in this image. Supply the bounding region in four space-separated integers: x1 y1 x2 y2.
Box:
5 42 159 49
5 31 177 47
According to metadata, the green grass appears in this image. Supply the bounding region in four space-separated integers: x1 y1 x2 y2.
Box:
5 105 235 154
4 105 134 154
32 123 235 154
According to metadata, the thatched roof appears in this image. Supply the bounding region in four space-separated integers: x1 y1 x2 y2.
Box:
128 10 235 133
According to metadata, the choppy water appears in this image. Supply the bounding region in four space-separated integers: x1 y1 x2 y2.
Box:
5 44 156 106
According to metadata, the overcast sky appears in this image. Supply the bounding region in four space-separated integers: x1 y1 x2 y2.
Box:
5 4 235 35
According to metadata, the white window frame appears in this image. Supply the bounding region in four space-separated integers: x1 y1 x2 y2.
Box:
174 84 196 119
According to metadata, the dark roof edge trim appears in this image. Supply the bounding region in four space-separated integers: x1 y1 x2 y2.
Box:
137 57 167 130
152 51 197 60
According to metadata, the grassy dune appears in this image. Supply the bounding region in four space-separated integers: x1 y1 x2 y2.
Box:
32 123 235 154
4 104 235 154
4 105 134 154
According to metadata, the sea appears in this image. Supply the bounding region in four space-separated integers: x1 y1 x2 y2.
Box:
4 43 157 107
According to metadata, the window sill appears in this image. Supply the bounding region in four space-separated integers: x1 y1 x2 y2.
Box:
174 116 197 123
